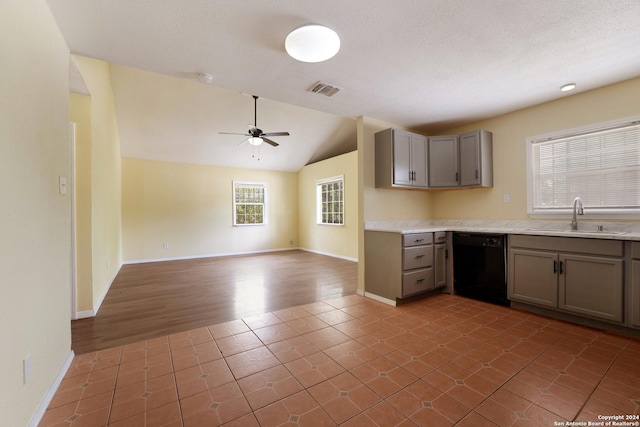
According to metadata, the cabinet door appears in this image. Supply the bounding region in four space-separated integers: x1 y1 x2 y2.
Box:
411 134 429 187
459 131 480 186
632 260 640 329
428 136 459 187
434 243 446 288
392 130 412 186
559 254 623 322
508 249 558 308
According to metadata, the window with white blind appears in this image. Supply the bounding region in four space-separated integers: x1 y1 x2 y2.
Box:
317 176 344 225
527 116 640 215
233 181 267 225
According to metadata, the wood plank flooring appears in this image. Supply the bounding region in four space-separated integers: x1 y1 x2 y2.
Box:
71 250 358 354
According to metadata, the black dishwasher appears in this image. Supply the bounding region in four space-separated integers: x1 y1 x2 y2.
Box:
452 232 509 306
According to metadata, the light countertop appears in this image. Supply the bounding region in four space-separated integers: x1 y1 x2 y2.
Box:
364 219 640 241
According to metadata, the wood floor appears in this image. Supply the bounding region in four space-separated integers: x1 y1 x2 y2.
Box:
71 250 358 354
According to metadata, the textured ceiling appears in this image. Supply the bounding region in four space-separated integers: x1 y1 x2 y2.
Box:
47 0 640 171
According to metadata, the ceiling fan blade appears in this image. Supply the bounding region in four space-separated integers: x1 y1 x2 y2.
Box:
261 137 279 147
238 137 250 146
220 132 251 136
261 132 290 137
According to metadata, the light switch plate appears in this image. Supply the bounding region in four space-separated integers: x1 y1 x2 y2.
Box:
59 176 68 195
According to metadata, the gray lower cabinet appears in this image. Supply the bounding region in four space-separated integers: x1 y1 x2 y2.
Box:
434 232 447 289
630 243 640 329
508 235 624 323
365 231 435 301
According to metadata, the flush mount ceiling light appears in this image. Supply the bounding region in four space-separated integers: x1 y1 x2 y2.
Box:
248 137 263 146
285 25 340 63
560 83 576 92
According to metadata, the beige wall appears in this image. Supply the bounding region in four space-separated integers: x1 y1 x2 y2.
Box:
431 76 640 220
298 152 358 260
73 56 123 310
0 1 72 425
69 93 93 312
122 158 299 261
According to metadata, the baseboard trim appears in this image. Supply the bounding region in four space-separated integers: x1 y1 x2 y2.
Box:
123 247 300 265
356 289 365 296
28 350 74 427
74 262 122 319
363 292 397 306
76 310 94 319
299 248 358 262
93 264 121 316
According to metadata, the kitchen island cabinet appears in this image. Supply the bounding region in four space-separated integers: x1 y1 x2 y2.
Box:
508 234 624 323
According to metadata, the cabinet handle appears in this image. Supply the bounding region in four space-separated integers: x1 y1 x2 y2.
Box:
412 171 416 181
455 172 459 182
416 254 425 258
475 169 479 179
559 261 564 274
553 260 557 273
415 239 424 242
416 278 425 282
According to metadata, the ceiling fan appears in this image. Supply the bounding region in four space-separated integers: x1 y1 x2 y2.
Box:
219 95 289 147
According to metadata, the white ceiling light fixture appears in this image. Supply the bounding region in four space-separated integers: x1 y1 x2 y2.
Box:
560 83 576 92
248 137 263 146
285 25 340 63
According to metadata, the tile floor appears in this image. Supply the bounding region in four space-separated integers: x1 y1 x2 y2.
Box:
40 294 640 426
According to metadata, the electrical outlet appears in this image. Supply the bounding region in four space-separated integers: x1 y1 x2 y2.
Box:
503 193 511 203
289 237 294 245
163 242 169 249
24 354 31 384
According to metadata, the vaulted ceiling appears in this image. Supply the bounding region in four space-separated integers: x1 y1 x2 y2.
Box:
48 0 640 171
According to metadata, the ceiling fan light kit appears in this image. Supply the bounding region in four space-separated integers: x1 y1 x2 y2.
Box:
285 25 340 63
219 95 290 150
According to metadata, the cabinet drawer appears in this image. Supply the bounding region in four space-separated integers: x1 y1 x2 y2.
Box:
403 233 432 247
434 231 447 244
403 246 433 270
402 268 434 297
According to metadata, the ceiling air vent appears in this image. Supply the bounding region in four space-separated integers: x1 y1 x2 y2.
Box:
309 81 340 97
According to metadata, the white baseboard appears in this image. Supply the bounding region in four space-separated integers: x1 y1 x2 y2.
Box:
76 310 94 319
299 248 358 262
123 247 300 265
356 289 365 296
74 262 122 319
28 350 74 427
363 292 397 306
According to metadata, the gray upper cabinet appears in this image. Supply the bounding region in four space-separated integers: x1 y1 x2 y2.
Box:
428 130 493 189
376 128 428 188
428 135 459 188
459 130 492 187
376 127 492 190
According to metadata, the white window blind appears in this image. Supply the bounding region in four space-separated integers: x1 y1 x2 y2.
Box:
529 119 640 213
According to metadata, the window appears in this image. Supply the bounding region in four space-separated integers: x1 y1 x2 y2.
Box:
233 181 267 225
527 116 640 215
317 176 344 225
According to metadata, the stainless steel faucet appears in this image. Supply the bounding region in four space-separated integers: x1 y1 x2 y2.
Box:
571 196 584 231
